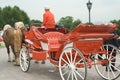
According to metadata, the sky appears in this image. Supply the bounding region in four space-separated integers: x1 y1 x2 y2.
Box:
0 0 120 24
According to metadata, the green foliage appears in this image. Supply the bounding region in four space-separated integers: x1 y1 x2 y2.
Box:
0 8 4 29
1 6 13 27
110 19 120 35
30 19 41 26
57 16 81 30
110 19 120 25
0 6 30 29
57 16 73 29
0 44 5 48
71 19 81 30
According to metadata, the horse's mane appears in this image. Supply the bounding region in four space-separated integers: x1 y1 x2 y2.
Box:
3 24 12 31
15 22 25 30
3 21 25 31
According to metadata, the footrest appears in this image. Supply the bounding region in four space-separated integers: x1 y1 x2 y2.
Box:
31 51 47 60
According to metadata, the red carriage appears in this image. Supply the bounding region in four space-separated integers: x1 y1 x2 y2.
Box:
19 23 120 80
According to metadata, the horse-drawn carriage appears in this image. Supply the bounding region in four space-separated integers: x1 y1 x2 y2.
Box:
19 23 120 80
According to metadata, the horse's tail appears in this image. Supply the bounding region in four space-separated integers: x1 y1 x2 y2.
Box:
14 29 22 53
3 24 12 31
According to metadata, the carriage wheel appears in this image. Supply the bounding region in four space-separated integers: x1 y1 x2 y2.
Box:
19 46 30 72
95 44 120 80
59 47 87 80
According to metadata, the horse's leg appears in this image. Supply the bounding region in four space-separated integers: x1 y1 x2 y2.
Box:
11 45 15 62
15 52 20 66
11 45 19 66
41 60 45 64
13 53 18 66
5 44 11 62
12 52 19 66
12 55 15 62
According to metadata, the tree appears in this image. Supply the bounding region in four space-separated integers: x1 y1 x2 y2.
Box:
110 19 120 35
71 19 81 30
30 19 41 26
58 16 73 29
0 6 30 29
57 16 81 30
110 19 120 24
12 6 30 26
2 6 13 27
0 7 4 29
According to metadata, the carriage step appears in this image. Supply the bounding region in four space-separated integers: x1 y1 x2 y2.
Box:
31 51 47 60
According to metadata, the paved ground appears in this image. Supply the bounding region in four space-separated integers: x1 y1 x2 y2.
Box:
0 48 120 80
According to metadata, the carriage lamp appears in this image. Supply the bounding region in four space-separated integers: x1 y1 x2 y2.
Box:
86 0 92 24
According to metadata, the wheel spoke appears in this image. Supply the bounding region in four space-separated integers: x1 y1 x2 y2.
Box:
20 54 23 60
107 66 110 79
75 70 84 79
73 52 78 64
63 69 69 76
75 59 83 65
65 52 71 63
110 56 116 61
70 51 72 63
71 72 74 80
111 62 120 65
111 64 120 72
62 58 70 65
73 72 78 80
24 62 27 70
25 61 28 68
108 48 115 60
106 45 109 59
98 54 103 59
61 64 68 69
67 71 71 80
109 65 116 78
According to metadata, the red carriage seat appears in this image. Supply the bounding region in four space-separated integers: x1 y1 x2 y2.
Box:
44 32 64 51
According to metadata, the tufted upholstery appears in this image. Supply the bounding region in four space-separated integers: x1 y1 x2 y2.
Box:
44 32 64 51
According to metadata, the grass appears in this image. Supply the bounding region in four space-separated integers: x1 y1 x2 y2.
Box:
0 45 5 48
0 43 5 48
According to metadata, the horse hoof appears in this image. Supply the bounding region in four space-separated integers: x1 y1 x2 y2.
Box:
12 60 15 62
16 64 20 66
13 62 20 66
8 60 11 62
41 60 45 64
14 64 20 66
34 61 39 64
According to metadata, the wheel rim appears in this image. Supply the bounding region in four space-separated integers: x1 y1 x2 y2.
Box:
59 47 87 80
95 44 120 80
19 46 30 72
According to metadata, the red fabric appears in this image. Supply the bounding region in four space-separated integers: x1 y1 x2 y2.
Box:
42 11 55 28
0 37 2 42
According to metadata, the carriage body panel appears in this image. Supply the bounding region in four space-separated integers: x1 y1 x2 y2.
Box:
74 38 103 55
